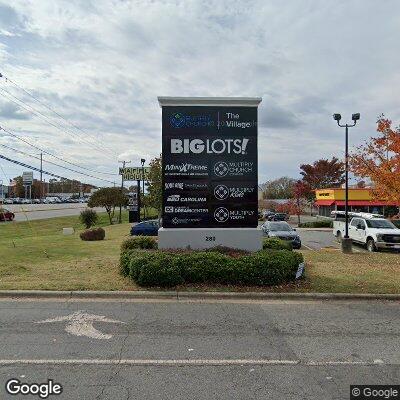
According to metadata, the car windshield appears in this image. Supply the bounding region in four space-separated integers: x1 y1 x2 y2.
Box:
269 222 292 231
365 219 397 229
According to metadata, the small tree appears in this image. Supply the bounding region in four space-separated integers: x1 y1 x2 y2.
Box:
146 155 162 218
79 209 98 229
261 176 296 199
88 187 127 225
292 180 309 225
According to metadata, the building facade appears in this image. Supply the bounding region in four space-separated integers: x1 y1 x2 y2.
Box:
315 188 398 217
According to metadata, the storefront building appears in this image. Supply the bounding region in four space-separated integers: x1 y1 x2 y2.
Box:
315 188 398 217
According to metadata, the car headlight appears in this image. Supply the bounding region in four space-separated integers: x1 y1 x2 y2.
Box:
376 234 383 241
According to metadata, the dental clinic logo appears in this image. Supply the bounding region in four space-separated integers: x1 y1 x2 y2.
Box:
169 113 214 128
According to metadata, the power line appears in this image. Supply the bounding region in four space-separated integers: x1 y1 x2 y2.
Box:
0 72 119 159
0 153 77 181
0 142 116 184
0 125 118 177
0 87 118 162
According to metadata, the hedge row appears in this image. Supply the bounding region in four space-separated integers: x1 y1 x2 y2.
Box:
120 249 303 288
121 236 157 252
298 220 332 228
263 237 292 251
80 227 105 241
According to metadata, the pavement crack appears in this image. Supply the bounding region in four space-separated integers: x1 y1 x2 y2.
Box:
95 323 130 400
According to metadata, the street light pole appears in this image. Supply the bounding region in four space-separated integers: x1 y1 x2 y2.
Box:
140 158 146 220
345 123 349 239
333 113 360 253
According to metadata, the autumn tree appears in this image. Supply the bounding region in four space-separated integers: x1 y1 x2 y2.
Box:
300 157 345 190
351 115 400 204
292 180 309 224
262 177 296 199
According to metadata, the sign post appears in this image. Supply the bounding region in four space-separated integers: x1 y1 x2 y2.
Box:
158 97 262 251
22 171 33 202
119 167 150 223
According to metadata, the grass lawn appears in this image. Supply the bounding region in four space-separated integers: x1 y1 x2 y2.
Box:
1 214 400 293
301 249 400 294
0 212 136 291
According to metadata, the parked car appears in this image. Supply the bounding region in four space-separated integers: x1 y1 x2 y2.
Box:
263 210 275 220
261 221 301 249
0 208 15 221
272 213 289 221
333 212 400 252
130 219 159 236
3 198 13 204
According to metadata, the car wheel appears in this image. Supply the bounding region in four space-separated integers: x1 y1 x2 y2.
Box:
367 238 377 252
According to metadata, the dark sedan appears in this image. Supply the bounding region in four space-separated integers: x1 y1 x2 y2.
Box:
272 213 289 221
0 208 15 221
261 221 301 249
130 220 159 236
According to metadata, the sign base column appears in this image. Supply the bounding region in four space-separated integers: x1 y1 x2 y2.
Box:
158 227 262 252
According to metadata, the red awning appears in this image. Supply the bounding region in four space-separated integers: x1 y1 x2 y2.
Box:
315 200 335 206
334 200 398 206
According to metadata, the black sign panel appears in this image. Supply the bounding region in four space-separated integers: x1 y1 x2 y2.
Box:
162 106 258 228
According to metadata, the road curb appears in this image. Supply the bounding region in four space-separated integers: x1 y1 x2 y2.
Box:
0 290 399 301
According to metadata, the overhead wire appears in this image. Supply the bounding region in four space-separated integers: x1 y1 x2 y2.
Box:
0 142 115 185
0 87 118 163
0 143 115 185
0 72 119 160
0 125 118 178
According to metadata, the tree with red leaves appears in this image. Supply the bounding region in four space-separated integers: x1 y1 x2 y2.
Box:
300 157 345 192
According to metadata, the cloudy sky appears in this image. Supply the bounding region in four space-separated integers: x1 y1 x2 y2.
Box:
0 0 399 186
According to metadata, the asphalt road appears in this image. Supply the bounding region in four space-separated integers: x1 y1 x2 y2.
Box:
0 298 399 399
2 204 105 222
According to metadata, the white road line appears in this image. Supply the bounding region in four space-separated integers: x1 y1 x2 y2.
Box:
302 244 315 251
0 359 391 366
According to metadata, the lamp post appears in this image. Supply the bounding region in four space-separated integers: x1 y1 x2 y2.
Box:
333 112 360 253
140 158 146 220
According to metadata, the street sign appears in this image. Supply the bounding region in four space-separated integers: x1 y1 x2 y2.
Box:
119 167 150 181
22 171 33 185
162 105 258 228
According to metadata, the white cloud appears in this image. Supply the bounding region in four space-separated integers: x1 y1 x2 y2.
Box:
0 0 399 184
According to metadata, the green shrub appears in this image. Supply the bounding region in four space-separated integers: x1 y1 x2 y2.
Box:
121 249 303 288
298 220 332 228
263 237 292 251
80 227 105 241
79 209 98 229
136 252 184 287
121 236 157 252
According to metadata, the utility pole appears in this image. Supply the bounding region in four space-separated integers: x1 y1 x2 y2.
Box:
118 160 131 223
40 153 43 201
